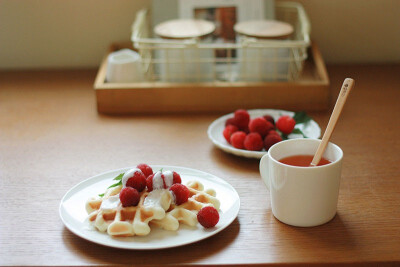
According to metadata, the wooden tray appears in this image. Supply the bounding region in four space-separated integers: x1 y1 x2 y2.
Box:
94 42 330 115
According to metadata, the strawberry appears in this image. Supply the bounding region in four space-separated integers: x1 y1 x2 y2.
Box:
197 206 219 228
230 131 246 149
225 117 237 127
119 187 140 207
125 169 147 192
264 132 283 151
146 174 155 192
223 125 239 143
249 117 274 137
172 171 182 184
244 132 264 151
263 114 275 126
136 163 153 178
276 115 296 135
233 109 250 130
268 130 280 136
169 184 190 205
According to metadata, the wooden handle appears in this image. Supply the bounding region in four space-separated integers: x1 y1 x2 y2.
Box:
310 78 355 166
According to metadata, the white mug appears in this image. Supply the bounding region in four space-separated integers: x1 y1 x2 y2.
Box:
259 138 343 227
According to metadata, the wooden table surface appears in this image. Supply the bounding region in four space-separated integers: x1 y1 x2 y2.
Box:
0 64 399 266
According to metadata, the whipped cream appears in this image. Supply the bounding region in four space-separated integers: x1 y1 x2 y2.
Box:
100 194 120 211
99 169 175 211
163 170 174 187
152 171 174 190
143 189 171 210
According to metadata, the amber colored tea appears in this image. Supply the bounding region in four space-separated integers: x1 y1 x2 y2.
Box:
279 155 331 167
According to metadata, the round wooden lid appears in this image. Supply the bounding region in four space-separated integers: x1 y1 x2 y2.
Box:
154 19 216 39
234 20 294 39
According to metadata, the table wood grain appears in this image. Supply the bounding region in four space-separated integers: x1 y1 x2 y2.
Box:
0 65 399 266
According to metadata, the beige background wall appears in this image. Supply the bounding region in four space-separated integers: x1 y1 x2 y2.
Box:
0 0 399 69
290 0 400 64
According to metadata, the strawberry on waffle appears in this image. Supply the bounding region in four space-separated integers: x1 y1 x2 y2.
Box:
150 180 220 231
85 164 221 237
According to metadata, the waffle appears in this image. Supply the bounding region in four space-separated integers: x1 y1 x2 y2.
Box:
150 180 220 231
86 177 220 237
86 185 171 237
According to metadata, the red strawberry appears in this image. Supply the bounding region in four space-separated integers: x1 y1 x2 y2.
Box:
263 114 275 126
136 163 153 178
234 109 250 130
197 206 219 228
169 184 190 205
241 125 250 134
223 125 239 143
225 117 237 127
230 131 246 149
120 187 140 207
244 132 264 151
172 171 182 184
268 130 280 136
125 170 147 192
146 174 155 192
249 117 274 137
276 115 296 135
264 132 283 151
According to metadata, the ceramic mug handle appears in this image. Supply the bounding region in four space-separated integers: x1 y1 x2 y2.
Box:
259 154 270 191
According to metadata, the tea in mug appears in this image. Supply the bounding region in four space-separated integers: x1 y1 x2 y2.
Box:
279 155 331 167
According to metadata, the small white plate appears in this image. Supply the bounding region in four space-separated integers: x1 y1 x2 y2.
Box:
207 109 321 159
59 165 240 250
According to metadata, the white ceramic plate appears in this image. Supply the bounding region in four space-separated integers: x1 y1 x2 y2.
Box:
207 109 321 159
59 165 240 250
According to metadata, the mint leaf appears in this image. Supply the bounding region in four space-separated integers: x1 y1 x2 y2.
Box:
292 128 308 138
107 180 122 189
98 172 124 197
293 111 312 125
280 132 289 140
113 173 124 181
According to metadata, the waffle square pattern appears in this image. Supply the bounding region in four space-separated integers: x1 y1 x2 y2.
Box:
85 168 220 237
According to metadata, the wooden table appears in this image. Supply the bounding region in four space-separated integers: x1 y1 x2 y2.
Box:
0 65 399 266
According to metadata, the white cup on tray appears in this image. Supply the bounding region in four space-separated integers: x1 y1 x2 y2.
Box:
106 49 144 83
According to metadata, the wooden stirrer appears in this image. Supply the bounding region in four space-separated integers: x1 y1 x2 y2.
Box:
310 78 355 166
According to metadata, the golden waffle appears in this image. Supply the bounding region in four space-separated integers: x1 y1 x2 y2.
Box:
85 186 171 237
150 180 220 231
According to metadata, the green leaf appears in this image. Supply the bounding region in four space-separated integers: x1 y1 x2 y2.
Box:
292 128 308 138
107 180 122 189
98 172 124 197
98 180 121 197
280 132 289 140
293 111 312 125
113 173 124 181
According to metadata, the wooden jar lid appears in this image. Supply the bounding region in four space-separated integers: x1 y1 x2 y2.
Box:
154 19 215 39
234 20 294 39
